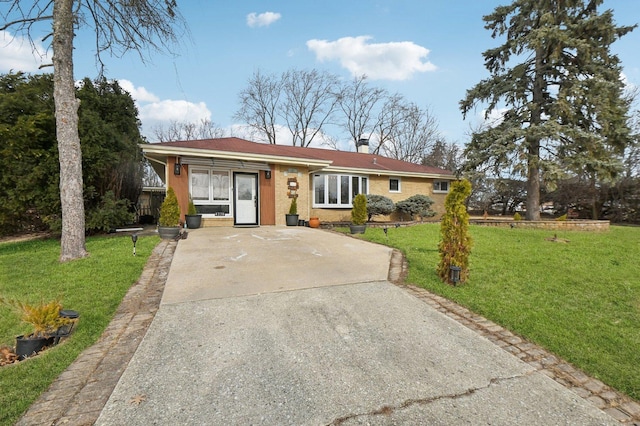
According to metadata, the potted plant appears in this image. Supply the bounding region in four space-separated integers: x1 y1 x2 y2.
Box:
185 197 202 229
158 187 181 239
0 297 73 359
285 197 299 226
350 193 368 234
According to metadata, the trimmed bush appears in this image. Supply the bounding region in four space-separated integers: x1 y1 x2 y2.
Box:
159 187 180 227
396 194 436 221
437 179 472 285
288 197 298 215
366 194 395 221
187 198 198 215
351 194 368 225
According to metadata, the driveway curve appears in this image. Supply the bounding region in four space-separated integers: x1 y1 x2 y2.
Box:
96 227 618 425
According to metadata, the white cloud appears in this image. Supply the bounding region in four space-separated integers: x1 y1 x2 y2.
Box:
480 108 508 128
0 31 50 73
118 79 160 103
140 99 210 122
306 35 436 81
117 79 211 140
247 12 281 28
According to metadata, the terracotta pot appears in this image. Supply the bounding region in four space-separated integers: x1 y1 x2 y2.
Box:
309 217 320 228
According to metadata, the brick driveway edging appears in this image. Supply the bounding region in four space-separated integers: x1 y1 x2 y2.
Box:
15 239 177 426
387 249 640 426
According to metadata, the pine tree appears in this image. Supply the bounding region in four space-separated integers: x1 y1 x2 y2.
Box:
460 0 636 220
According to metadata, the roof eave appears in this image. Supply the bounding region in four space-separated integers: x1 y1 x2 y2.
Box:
322 165 455 180
140 144 332 168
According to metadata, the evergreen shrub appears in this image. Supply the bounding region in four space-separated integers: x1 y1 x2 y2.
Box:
396 194 436 221
366 194 395 221
437 179 472 285
159 187 180 227
351 194 368 225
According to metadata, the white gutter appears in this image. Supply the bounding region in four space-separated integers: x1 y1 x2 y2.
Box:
321 165 455 180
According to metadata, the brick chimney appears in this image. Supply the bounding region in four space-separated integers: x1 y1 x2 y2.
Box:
356 138 369 154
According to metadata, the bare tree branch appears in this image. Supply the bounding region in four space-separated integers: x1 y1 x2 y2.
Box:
336 75 386 150
234 70 282 144
280 69 339 147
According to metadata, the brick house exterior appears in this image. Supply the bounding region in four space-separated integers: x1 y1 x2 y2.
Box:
142 137 455 227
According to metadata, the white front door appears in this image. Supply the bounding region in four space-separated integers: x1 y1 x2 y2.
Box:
234 173 258 226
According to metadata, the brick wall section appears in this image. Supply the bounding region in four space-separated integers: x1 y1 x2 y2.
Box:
166 158 190 224
259 166 276 225
275 164 311 225
308 175 448 223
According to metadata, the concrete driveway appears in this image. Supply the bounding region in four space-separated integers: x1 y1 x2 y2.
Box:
96 227 617 425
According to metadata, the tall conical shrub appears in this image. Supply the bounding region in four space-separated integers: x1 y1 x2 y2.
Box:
159 187 180 227
351 194 368 225
437 179 472 285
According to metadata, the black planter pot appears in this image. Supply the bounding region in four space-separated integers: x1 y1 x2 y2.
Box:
185 214 202 229
16 335 55 360
158 226 181 239
349 224 367 234
285 214 299 226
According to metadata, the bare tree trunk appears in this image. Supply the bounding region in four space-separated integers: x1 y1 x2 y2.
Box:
54 0 88 261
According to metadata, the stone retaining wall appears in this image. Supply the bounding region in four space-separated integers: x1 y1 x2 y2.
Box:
322 219 610 232
471 219 610 231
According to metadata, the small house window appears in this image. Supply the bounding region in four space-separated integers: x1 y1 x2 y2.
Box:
389 178 401 193
434 181 449 193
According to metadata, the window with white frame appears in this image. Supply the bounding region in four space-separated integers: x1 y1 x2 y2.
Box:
433 180 450 193
190 168 231 216
313 173 367 208
389 177 401 193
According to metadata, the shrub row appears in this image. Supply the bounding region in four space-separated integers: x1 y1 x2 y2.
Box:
366 194 436 221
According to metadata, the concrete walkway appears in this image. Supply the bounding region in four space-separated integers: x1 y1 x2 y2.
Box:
86 227 625 425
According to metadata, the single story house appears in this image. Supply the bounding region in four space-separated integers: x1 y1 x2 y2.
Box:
141 137 455 227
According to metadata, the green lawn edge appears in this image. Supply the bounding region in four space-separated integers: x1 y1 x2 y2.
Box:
349 224 640 401
0 235 160 426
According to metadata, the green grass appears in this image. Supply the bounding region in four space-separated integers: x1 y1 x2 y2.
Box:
0 235 159 426
352 224 640 401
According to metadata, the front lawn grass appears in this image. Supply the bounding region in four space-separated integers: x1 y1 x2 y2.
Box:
0 235 159 426
354 224 640 401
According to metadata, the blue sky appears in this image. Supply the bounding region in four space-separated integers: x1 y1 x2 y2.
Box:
1 0 639 148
